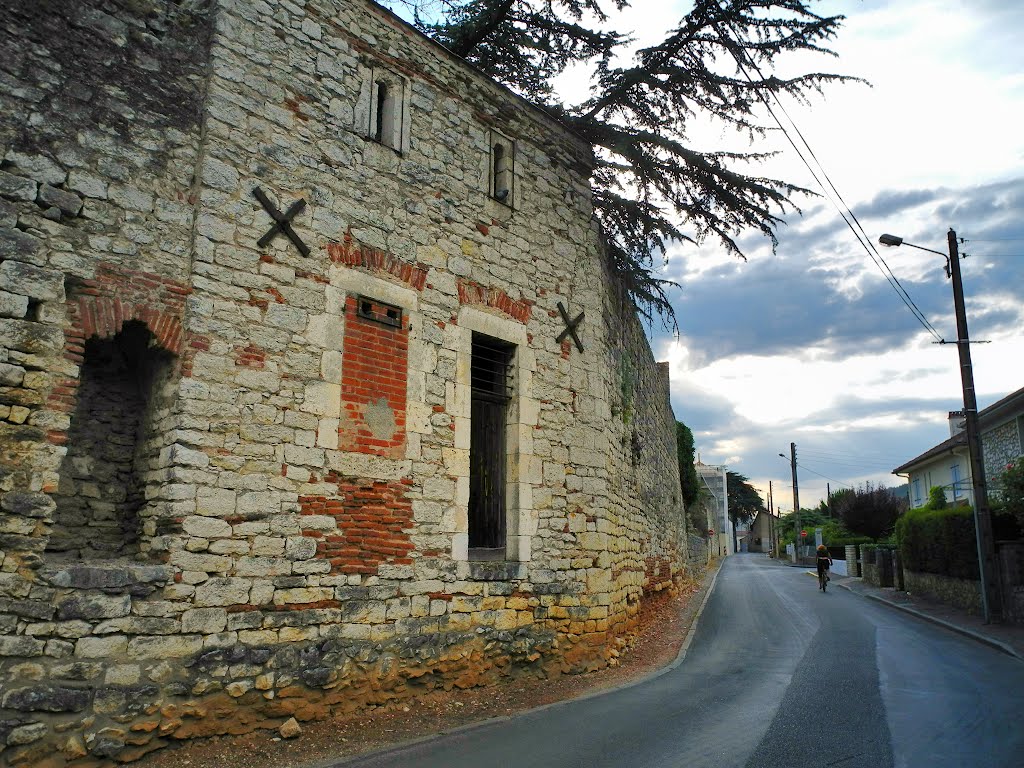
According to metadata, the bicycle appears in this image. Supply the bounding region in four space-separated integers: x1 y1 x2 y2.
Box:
818 568 829 592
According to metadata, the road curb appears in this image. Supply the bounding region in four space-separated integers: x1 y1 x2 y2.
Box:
835 581 1023 662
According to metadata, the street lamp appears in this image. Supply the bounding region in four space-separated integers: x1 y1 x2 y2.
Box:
879 228 1000 623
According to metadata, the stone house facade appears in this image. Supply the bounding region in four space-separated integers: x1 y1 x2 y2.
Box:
0 0 693 764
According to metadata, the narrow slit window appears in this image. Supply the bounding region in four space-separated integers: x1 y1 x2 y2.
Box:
369 76 403 151
491 138 514 205
469 333 515 554
374 81 388 144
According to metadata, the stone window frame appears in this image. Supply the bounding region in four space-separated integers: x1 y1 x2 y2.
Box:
488 130 515 207
451 306 537 564
354 65 411 154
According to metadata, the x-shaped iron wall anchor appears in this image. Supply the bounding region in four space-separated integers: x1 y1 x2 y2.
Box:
556 301 585 353
253 187 311 258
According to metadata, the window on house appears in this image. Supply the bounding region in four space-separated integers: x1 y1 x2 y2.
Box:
490 134 514 205
950 463 962 499
468 333 515 556
912 478 922 506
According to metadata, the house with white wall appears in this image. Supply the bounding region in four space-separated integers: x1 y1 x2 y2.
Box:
893 386 1024 508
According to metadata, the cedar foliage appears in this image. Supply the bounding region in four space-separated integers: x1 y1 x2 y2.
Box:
726 470 763 525
389 0 854 325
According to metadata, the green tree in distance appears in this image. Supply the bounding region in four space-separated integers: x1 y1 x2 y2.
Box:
726 470 764 550
389 0 856 325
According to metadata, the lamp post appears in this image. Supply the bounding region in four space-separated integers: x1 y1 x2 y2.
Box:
879 229 1000 622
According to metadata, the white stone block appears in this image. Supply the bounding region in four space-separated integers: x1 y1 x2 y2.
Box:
321 350 343 383
302 381 341 417
183 515 232 539
316 419 340 449
306 313 343 349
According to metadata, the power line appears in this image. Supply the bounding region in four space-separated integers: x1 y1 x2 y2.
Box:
714 11 945 344
794 462 854 489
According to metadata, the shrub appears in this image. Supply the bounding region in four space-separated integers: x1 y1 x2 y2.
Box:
895 505 979 580
927 485 948 510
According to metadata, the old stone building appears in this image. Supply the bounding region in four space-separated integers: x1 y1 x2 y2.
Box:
0 0 694 763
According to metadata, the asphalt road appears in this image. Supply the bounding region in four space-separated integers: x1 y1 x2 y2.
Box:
335 555 1024 768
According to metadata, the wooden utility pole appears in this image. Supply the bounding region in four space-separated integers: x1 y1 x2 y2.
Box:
948 229 1000 622
790 442 800 559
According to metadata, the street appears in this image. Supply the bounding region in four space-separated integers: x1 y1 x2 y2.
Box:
336 555 1024 768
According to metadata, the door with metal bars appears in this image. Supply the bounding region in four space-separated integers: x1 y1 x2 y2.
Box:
469 333 515 556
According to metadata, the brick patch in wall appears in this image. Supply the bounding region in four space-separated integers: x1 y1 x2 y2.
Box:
181 333 210 379
339 295 408 457
234 343 267 369
457 278 532 323
327 231 428 291
300 478 415 575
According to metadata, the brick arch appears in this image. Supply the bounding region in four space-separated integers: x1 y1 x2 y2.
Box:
65 262 188 355
327 230 428 292
47 263 190 436
70 296 183 355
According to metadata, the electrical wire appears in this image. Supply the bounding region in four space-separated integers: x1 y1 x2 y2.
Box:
713 10 945 344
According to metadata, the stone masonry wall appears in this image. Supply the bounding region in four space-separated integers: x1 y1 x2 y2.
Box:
983 417 1022 487
0 1 692 764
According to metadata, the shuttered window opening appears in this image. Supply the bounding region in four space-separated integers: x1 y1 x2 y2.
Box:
469 333 515 554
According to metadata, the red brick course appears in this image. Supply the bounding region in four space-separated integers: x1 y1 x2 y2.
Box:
456 278 532 323
327 231 428 292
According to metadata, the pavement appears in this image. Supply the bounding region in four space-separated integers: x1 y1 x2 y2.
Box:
826 572 1024 661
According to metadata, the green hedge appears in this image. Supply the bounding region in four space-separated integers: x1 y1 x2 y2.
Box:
895 506 979 580
830 536 874 548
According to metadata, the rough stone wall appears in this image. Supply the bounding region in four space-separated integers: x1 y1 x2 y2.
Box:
983 417 1022 486
903 569 982 616
0 0 691 763
0 0 211 564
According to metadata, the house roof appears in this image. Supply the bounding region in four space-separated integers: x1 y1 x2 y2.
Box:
892 431 967 474
892 385 1024 475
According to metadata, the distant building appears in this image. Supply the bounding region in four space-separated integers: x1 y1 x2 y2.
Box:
696 459 733 555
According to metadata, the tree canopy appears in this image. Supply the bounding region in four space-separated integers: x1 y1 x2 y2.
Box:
392 0 853 325
726 470 763 525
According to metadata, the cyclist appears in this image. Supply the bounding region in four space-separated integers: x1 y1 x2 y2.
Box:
816 544 833 591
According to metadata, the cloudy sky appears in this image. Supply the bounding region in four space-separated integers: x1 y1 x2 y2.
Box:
641 0 1024 510
388 0 1024 510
